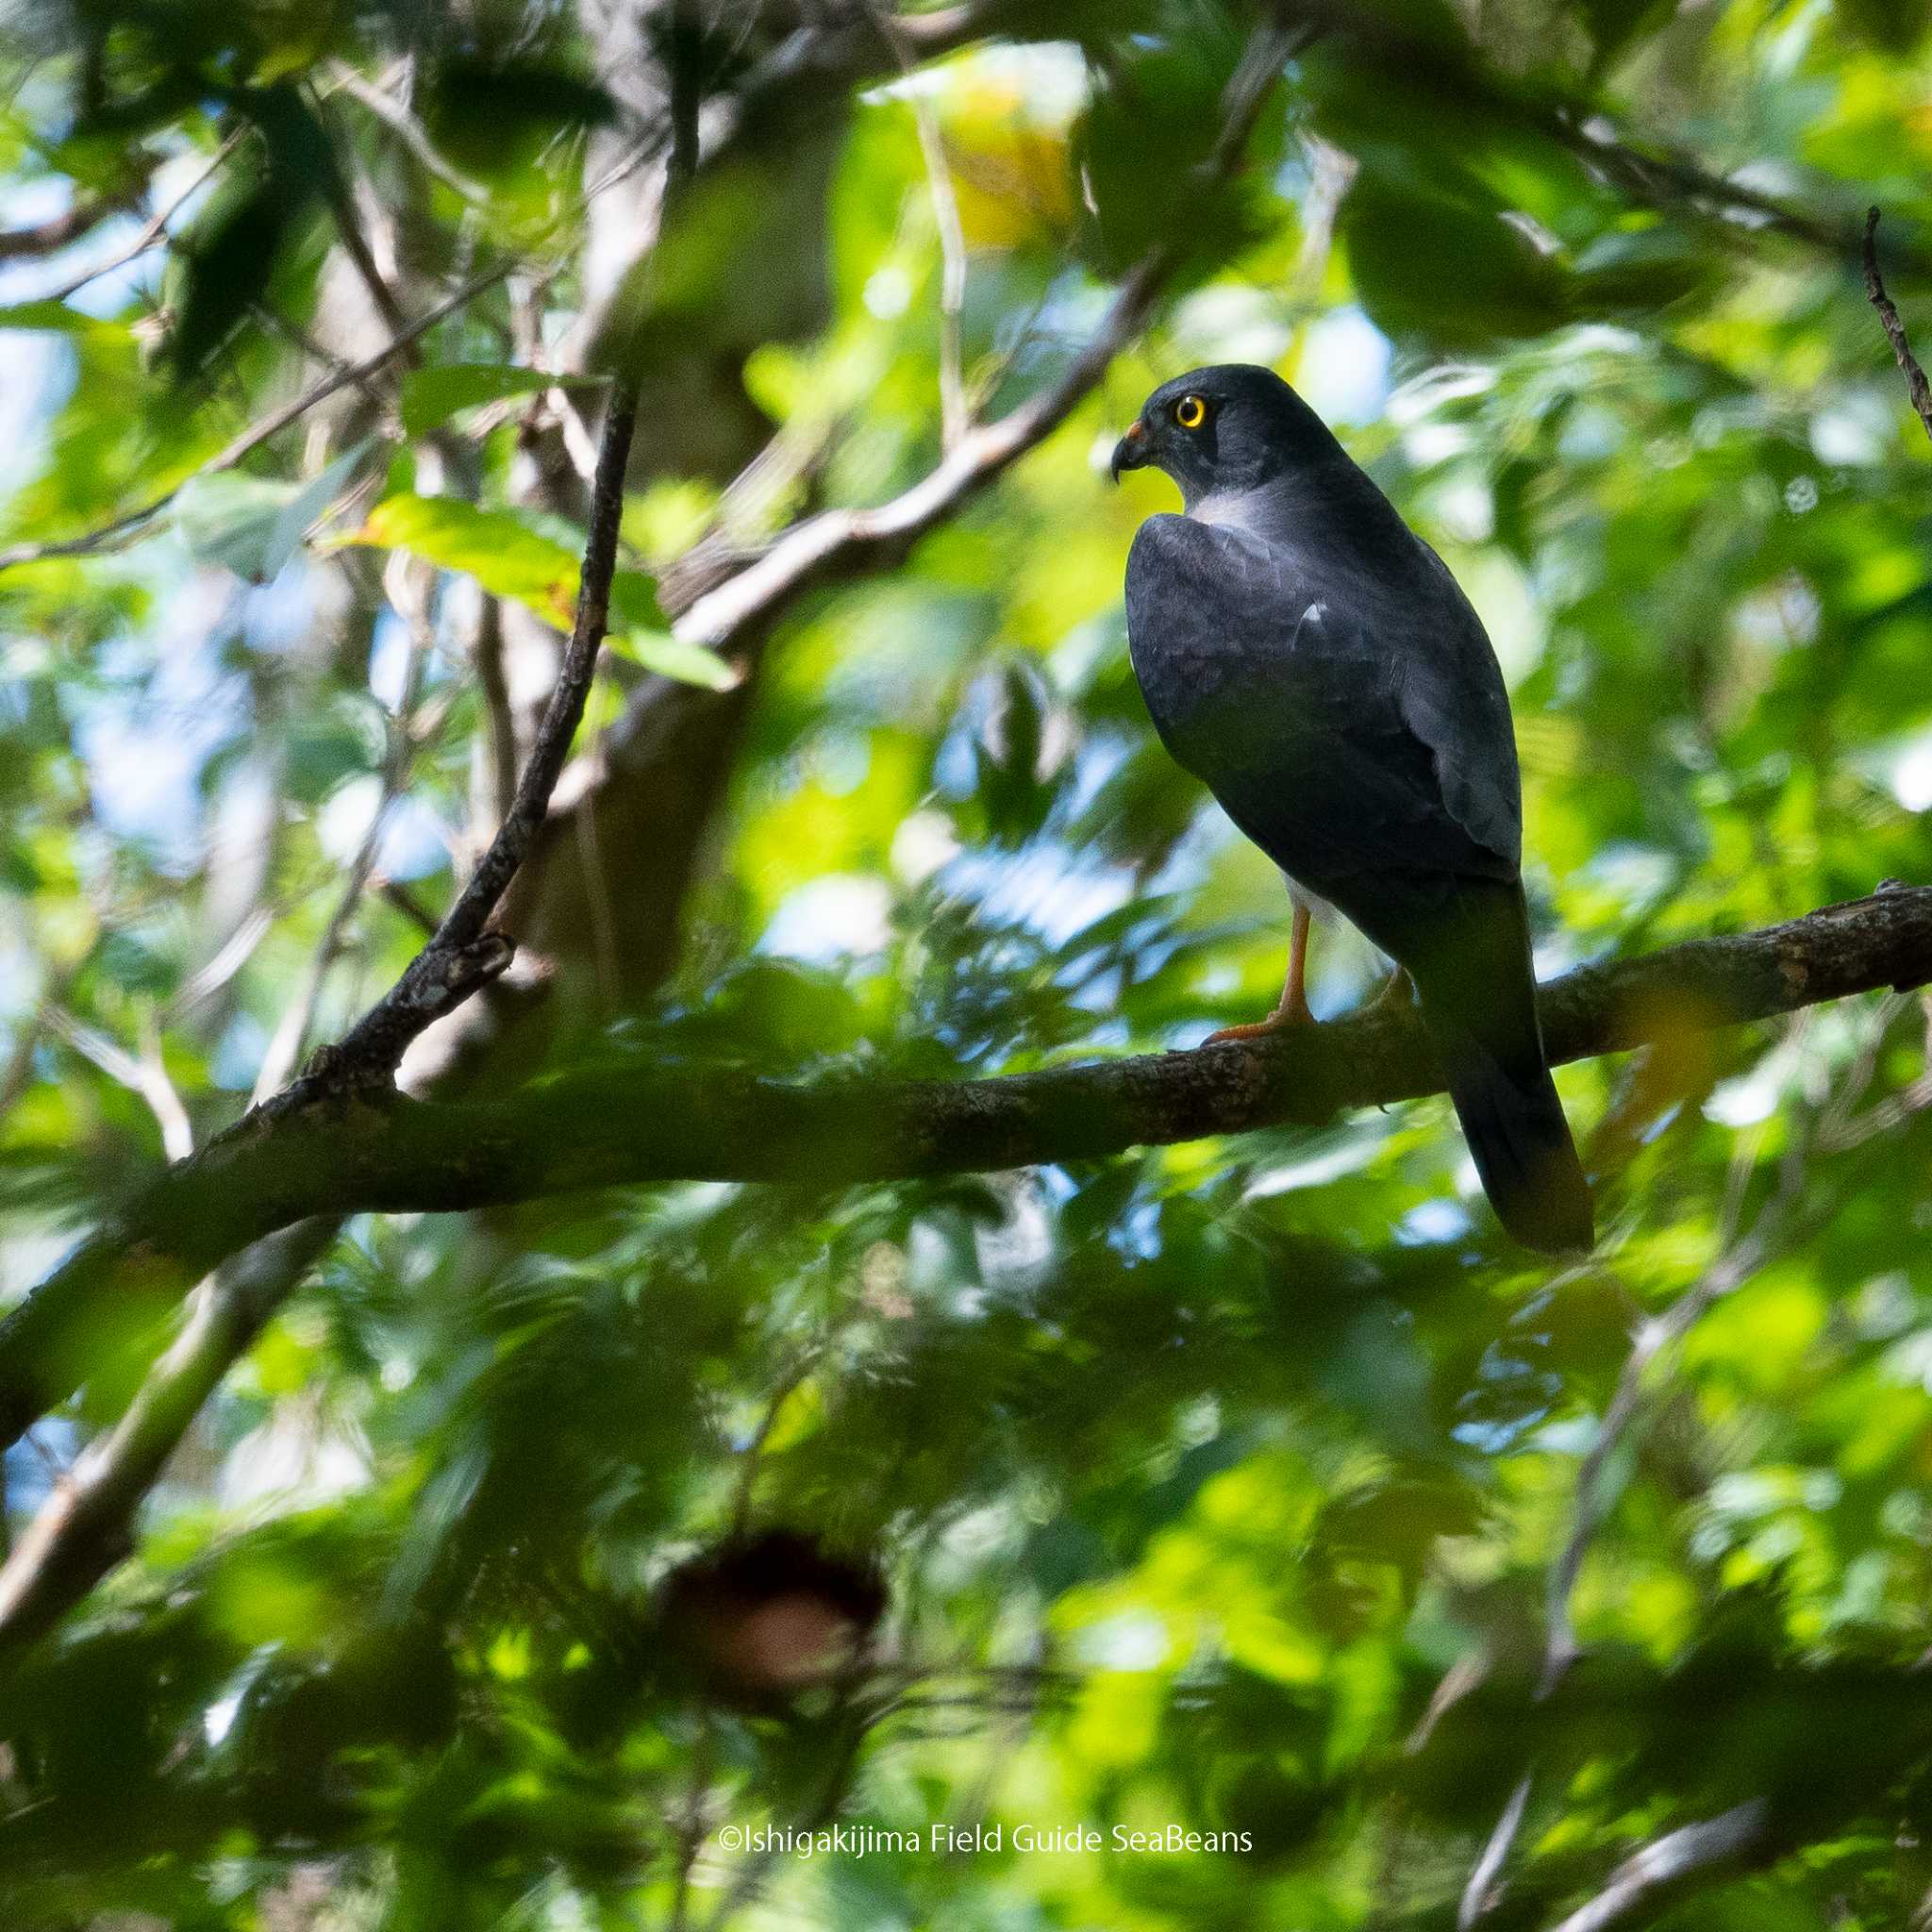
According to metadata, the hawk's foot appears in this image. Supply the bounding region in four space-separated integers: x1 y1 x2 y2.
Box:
1202 994 1314 1047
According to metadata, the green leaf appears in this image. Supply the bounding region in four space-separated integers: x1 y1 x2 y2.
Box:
347 497 694 680
347 493 583 626
1342 176 1571 349
424 58 614 182
174 475 310 582
608 570 671 635
166 85 331 378
1071 15 1263 279
174 441 375 582
399 364 608 439
0 301 125 335
608 627 738 691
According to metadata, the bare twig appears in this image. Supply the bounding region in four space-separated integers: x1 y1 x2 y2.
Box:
471 593 520 829
327 59 491 207
43 1007 194 1162
280 6 710 1091
1284 0 1918 275
1864 207 1932 449
0 182 144 262
287 380 635 1090
876 7 972 446
249 560 437 1104
31 135 247 308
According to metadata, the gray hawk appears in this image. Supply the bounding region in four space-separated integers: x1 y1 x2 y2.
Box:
1112 363 1591 1254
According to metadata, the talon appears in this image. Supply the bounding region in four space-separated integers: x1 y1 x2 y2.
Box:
1202 898 1316 1045
1202 997 1314 1047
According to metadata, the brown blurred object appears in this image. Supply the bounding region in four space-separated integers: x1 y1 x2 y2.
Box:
658 1529 888 1702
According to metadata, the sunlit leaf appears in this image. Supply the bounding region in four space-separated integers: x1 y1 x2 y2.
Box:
399 363 608 439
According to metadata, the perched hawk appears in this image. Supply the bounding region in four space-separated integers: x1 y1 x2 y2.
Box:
1113 364 1591 1253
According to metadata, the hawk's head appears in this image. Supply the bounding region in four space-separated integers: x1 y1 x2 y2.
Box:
1110 363 1343 508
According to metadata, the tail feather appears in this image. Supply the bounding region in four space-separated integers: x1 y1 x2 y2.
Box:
1399 881 1593 1256
1435 1027 1593 1254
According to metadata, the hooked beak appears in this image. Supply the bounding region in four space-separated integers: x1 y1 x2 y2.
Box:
1109 418 1149 483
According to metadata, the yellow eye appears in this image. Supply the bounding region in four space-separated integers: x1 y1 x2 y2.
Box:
1174 394 1207 430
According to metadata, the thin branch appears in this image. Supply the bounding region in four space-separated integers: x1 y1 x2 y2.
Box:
327 59 491 207
878 7 971 447
1864 207 1932 449
0 261 514 575
1542 1800 1769 1932
1460 1775 1531 1930
378 878 440 936
0 1221 336 1669
471 593 520 829
1279 0 1923 275
1545 108 1851 257
31 134 247 308
0 184 142 262
292 13 1259 1080
42 1007 194 1162
249 560 436 1104
2 883 1928 1457
289 380 635 1089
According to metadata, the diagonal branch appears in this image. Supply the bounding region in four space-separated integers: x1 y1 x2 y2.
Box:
286 380 636 1093
2 884 1927 1457
666 21 1298 660
410 15 1300 1074
1865 206 1932 448
0 185 144 262
0 1221 336 1668
1543 1800 1770 1932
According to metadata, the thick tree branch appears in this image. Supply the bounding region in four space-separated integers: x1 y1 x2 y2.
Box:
2 886 1927 1455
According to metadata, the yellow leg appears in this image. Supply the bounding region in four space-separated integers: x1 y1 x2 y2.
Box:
1204 900 1314 1045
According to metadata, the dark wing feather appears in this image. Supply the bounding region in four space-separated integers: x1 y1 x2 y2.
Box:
1123 512 1520 952
1123 510 1591 1251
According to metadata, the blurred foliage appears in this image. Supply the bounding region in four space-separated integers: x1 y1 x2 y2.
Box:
3 0 1932 1927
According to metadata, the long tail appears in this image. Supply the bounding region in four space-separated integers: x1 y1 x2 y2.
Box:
1406 884 1593 1255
